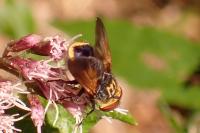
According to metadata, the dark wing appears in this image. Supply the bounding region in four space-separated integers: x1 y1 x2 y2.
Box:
68 57 103 95
94 17 112 72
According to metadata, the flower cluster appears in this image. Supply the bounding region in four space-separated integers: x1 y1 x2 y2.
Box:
0 80 30 133
0 33 130 133
0 34 91 133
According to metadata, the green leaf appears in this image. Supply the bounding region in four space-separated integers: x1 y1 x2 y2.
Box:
82 109 137 132
39 96 136 132
39 97 75 133
103 110 137 125
45 105 75 133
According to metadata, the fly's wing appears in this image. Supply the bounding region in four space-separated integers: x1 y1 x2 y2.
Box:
68 56 103 95
94 17 112 72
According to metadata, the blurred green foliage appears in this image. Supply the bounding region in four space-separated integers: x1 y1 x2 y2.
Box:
52 19 200 132
52 19 200 111
0 0 36 38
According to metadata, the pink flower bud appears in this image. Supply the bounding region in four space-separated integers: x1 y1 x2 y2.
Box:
31 41 53 56
32 36 68 60
3 34 42 57
27 94 45 133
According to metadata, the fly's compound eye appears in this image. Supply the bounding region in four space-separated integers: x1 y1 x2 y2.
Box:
74 45 94 57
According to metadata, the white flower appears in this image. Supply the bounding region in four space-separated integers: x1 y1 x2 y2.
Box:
0 81 31 133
